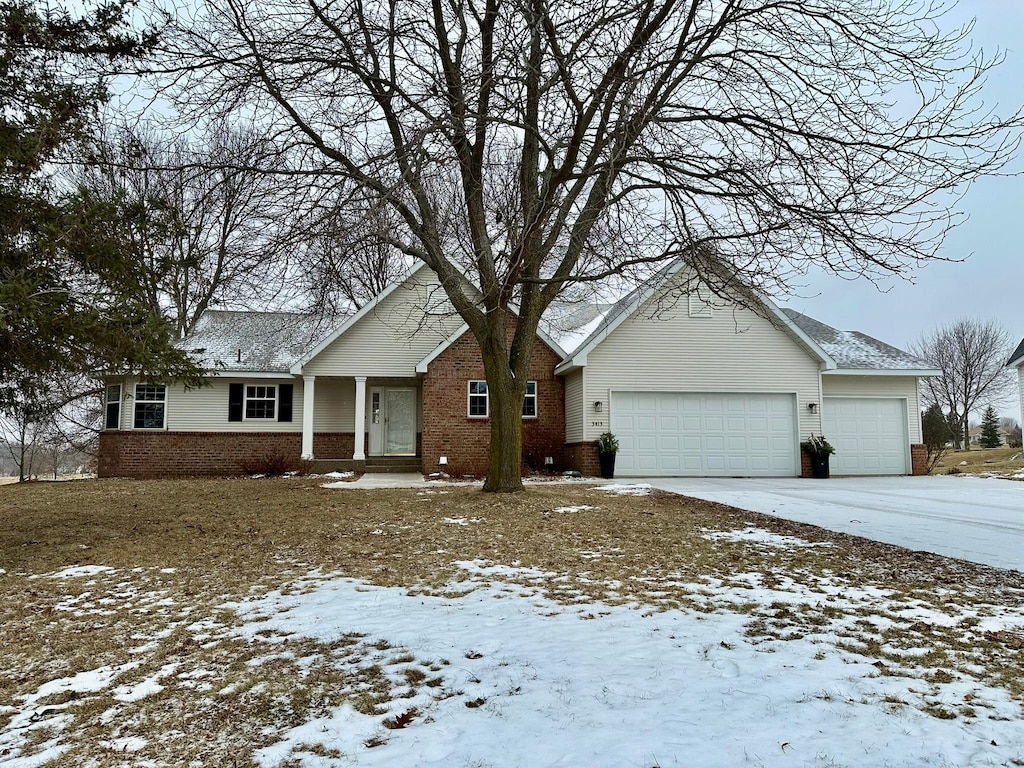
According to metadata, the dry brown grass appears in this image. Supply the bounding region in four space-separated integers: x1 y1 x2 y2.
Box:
936 446 1024 476
2 477 1023 765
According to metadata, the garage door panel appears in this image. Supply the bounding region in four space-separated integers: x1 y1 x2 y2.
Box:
613 392 798 477
823 397 907 476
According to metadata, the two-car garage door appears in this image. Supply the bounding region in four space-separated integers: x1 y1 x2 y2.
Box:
612 392 798 477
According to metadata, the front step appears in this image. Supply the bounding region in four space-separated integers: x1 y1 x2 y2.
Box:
364 457 423 474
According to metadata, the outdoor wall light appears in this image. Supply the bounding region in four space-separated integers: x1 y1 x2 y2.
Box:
439 456 448 465
808 402 818 414
594 401 604 412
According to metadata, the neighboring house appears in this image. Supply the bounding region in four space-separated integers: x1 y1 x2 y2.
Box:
98 260 938 478
1009 338 1024 434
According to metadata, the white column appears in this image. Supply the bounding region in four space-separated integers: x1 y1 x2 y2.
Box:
353 376 367 460
301 375 316 460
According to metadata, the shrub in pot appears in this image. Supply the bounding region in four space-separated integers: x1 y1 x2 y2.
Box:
800 434 835 479
594 432 619 479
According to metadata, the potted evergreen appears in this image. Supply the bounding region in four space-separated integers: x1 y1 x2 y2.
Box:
594 432 619 479
801 434 835 478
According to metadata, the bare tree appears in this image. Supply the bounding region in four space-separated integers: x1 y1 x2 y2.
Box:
80 122 306 337
912 319 1015 451
149 0 1022 490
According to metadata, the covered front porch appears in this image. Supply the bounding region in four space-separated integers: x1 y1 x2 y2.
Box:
300 375 423 472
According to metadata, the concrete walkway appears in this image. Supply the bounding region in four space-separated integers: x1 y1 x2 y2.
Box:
642 475 1024 572
323 472 427 489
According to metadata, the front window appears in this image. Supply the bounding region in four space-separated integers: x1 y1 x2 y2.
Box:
245 384 277 419
522 381 537 418
468 380 488 417
133 384 166 429
105 384 121 430
466 380 538 418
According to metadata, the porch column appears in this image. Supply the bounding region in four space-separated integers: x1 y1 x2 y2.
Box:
353 376 367 460
301 375 315 460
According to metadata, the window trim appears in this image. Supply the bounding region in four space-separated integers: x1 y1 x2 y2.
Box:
466 380 539 419
133 383 167 430
467 380 489 418
243 383 278 421
104 384 122 430
522 381 538 419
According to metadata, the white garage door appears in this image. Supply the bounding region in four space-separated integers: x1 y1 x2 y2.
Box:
612 392 798 477
822 397 908 475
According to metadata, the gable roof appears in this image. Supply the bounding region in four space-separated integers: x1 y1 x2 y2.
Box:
289 261 432 374
553 258 835 374
1008 338 1024 368
415 323 568 373
178 311 334 374
781 309 940 374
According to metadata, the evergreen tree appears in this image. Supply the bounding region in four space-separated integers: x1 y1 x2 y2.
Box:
979 406 1002 449
0 0 202 412
921 403 953 472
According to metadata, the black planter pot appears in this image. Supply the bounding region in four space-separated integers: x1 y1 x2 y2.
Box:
810 453 830 479
598 451 616 479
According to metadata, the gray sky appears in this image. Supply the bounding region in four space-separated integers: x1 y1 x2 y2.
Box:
783 0 1024 422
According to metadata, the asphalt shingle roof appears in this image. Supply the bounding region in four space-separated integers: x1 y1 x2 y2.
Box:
781 309 933 371
178 311 336 373
1008 338 1024 367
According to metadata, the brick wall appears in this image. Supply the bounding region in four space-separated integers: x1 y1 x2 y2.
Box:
910 443 928 476
98 431 355 478
800 447 814 478
564 441 601 477
421 330 565 477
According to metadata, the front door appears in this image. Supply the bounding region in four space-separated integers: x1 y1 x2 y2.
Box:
383 388 416 456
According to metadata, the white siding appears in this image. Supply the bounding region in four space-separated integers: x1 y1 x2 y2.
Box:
313 379 355 432
582 292 823 442
821 375 922 443
122 377 304 433
303 269 464 377
564 369 585 443
1019 367 1024 431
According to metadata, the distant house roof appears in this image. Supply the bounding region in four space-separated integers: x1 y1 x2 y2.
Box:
1008 338 1024 368
178 311 336 373
781 309 937 373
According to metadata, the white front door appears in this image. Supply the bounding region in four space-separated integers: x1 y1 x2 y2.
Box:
383 388 417 456
612 392 799 477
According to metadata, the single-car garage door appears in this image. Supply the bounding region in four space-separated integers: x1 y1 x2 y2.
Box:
612 392 798 477
822 397 908 475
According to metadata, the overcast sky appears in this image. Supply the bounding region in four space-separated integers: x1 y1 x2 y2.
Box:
782 0 1024 421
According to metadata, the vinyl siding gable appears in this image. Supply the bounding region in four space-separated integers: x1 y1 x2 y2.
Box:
580 285 824 442
302 268 464 377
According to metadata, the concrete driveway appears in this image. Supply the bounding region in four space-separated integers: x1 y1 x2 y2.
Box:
642 476 1024 572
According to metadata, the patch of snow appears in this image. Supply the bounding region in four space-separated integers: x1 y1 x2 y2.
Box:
597 483 652 496
551 505 595 514
235 572 1024 768
100 736 147 752
47 565 115 579
442 517 483 525
703 527 832 548
111 663 179 702
322 471 354 479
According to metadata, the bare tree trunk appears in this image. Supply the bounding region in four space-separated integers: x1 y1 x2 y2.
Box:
479 331 528 492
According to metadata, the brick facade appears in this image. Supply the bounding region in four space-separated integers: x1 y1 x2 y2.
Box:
564 441 601 477
98 431 356 478
421 330 565 477
910 443 928 476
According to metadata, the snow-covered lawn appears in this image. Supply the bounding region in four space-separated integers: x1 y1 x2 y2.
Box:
2 478 1024 767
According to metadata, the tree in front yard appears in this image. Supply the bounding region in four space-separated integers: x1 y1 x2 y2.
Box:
978 406 1003 449
151 0 1023 490
1 0 203 413
921 404 953 473
1008 426 1023 449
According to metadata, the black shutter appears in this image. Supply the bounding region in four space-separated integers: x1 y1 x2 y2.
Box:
278 384 293 422
229 383 244 422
